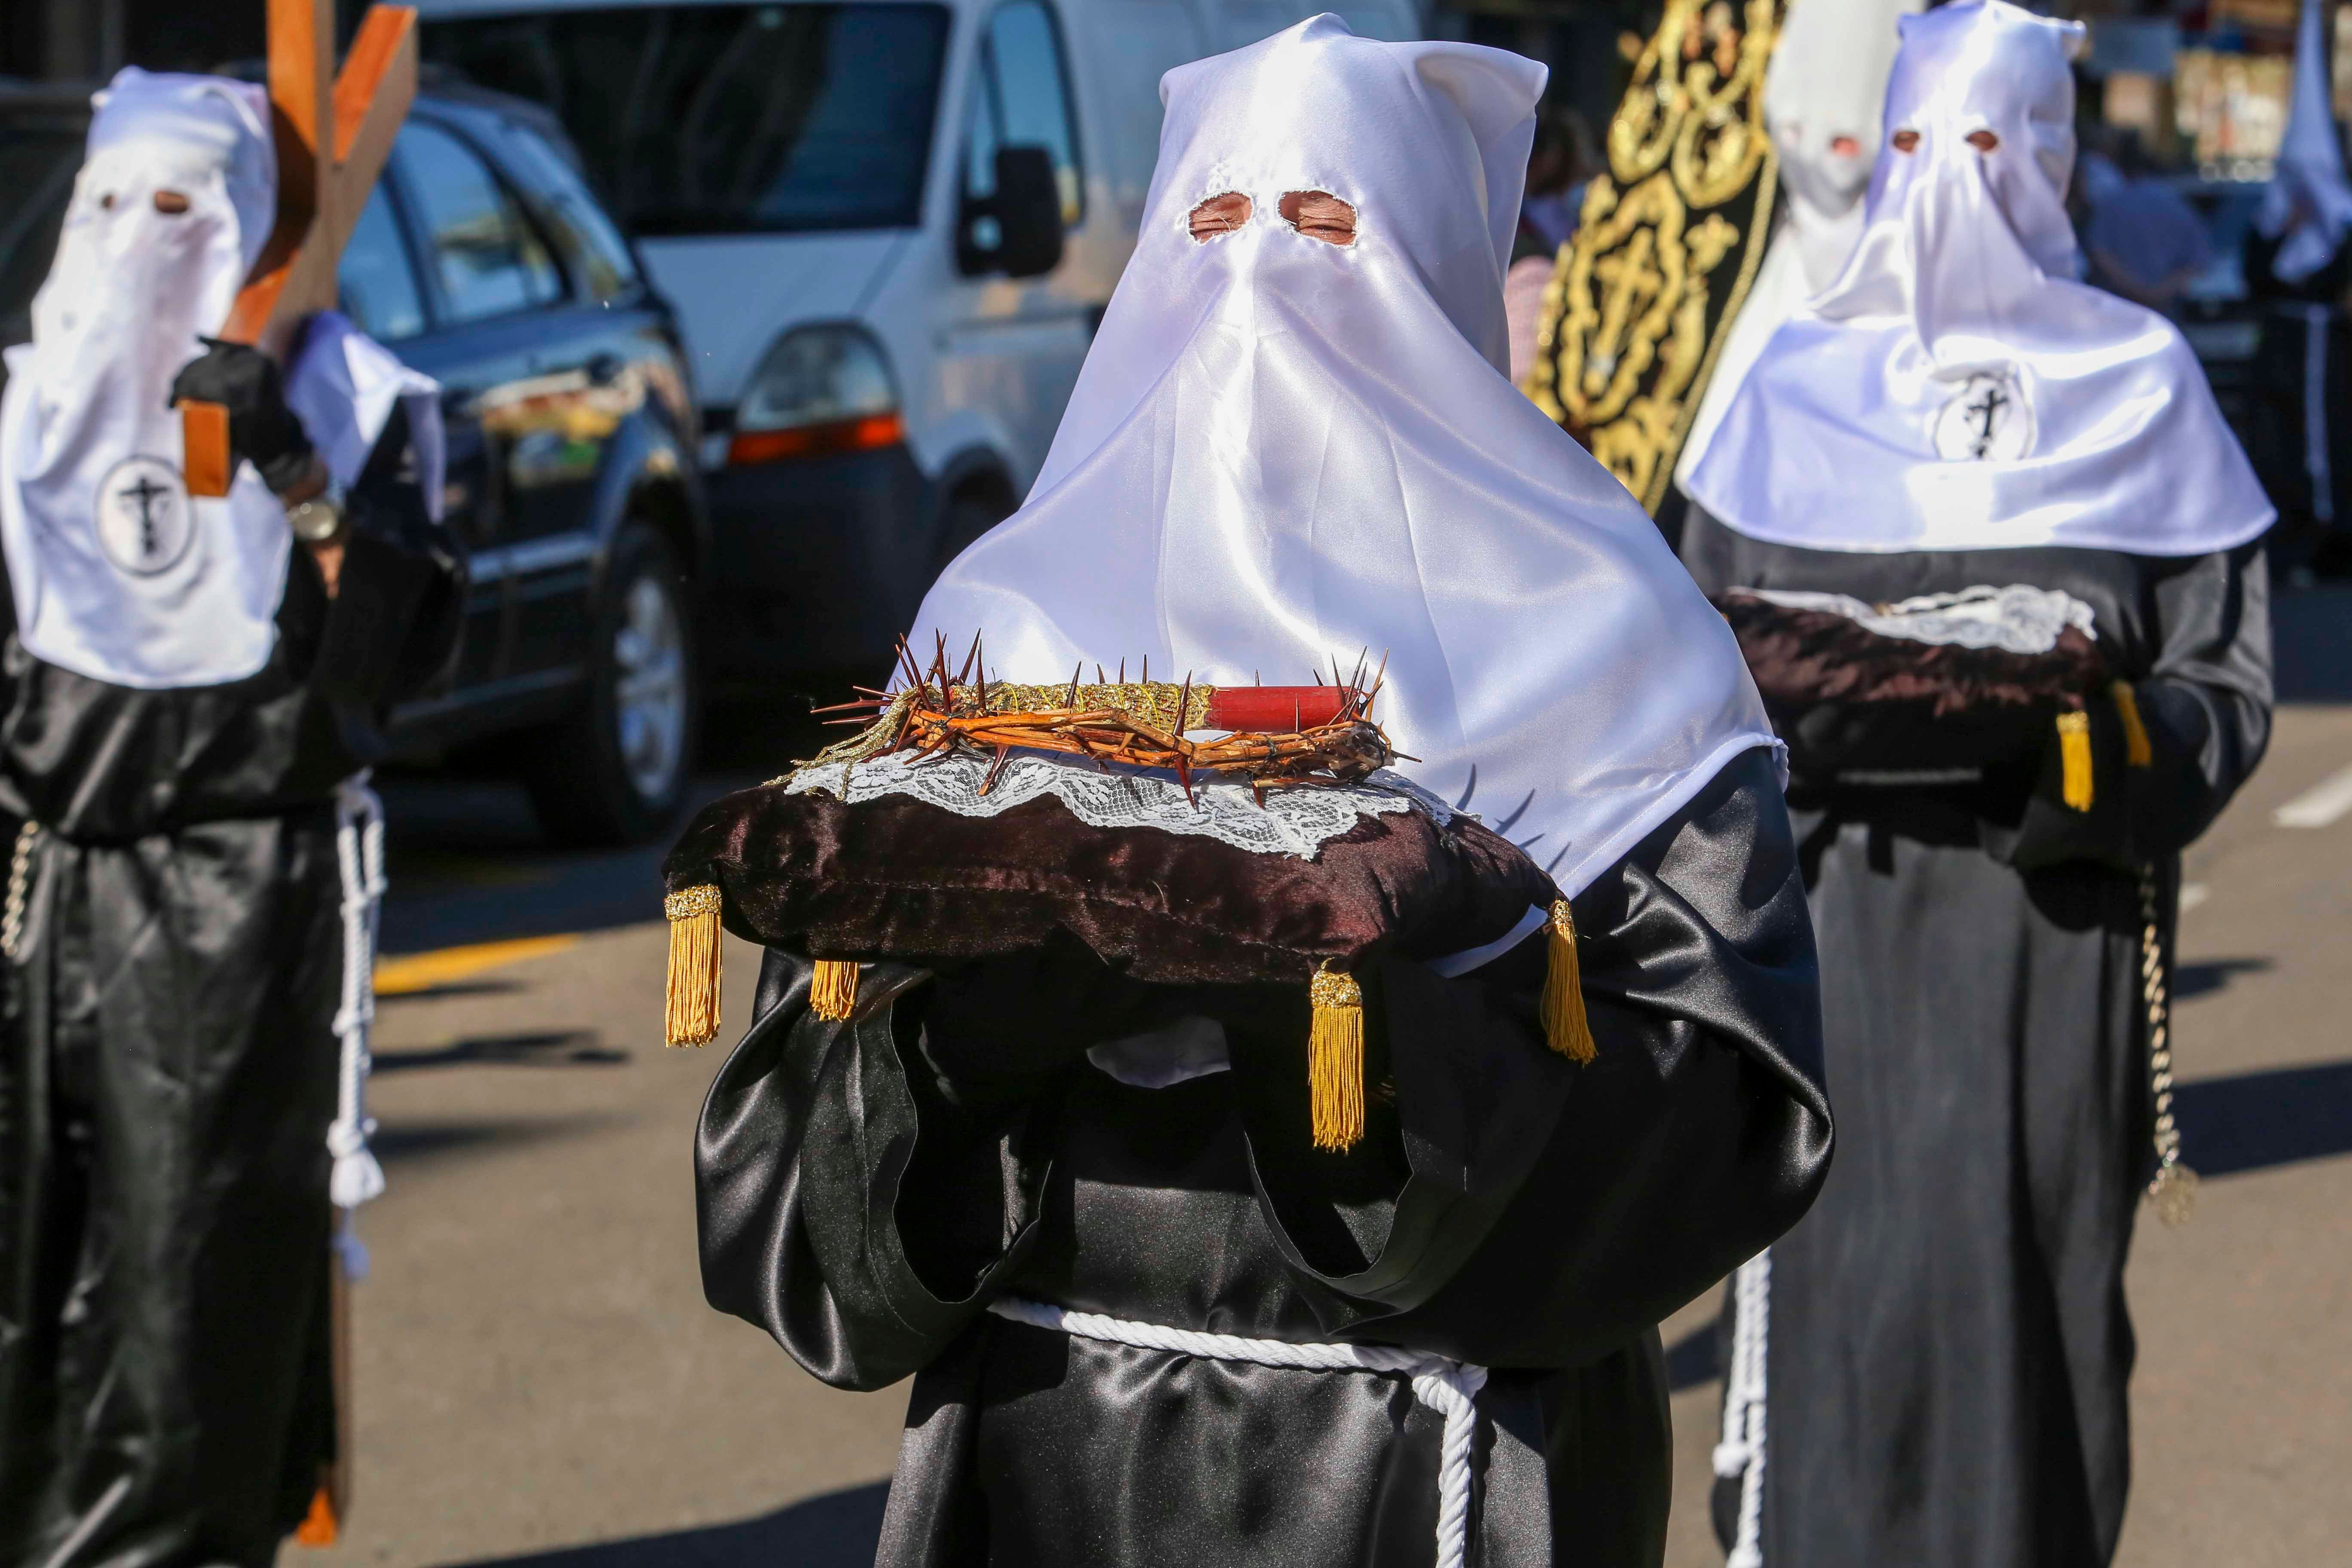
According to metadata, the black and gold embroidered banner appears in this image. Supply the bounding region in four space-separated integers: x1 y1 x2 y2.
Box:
1529 0 1785 514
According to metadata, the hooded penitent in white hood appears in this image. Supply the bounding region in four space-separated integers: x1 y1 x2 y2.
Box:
910 15 1775 894
1675 0 1923 485
2257 0 2352 285
1684 0 2274 556
0 69 291 689
0 70 441 691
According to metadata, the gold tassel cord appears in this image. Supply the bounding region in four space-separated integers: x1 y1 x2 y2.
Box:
2112 680 2153 768
811 959 861 1021
664 885 723 1047
2057 710 2094 812
1308 967 1366 1152
1542 899 1598 1065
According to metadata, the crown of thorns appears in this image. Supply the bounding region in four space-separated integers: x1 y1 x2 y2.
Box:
802 633 1405 804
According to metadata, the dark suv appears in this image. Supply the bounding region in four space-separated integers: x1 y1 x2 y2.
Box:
0 80 708 844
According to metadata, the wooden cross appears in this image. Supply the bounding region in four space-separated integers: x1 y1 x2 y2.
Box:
179 0 417 498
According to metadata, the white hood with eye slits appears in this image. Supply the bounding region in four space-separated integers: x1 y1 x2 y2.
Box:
1676 0 1924 486
908 15 1775 894
0 68 295 689
1685 0 2272 557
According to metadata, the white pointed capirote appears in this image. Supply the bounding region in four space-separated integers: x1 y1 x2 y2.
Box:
910 15 1775 893
1685 0 2273 557
2257 0 2352 285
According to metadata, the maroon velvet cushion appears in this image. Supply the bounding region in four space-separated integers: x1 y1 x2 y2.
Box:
1713 591 2110 775
662 779 1558 986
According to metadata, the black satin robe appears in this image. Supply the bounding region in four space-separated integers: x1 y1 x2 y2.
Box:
697 746 1831 1566
1679 505 2272 1568
0 432 462 1568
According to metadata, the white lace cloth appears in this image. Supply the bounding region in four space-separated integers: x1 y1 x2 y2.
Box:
988 1297 1488 1568
784 749 1453 860
1743 585 2098 654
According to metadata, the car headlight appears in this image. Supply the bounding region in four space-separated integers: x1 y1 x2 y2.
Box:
729 324 904 466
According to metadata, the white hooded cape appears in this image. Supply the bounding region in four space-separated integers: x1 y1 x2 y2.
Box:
0 69 441 692
909 16 1775 894
1684 0 2272 557
1675 0 1924 487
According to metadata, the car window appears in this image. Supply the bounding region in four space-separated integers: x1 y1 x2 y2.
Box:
423 5 952 237
963 0 1085 227
1087 1 1203 220
338 179 429 341
488 118 640 304
395 120 564 324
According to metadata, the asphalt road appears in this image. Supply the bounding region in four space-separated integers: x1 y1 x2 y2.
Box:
308 595 2352 1568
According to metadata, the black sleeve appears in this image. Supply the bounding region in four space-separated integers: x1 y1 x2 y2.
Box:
695 949 1055 1391
311 404 467 713
2127 542 2272 854
1231 744 1832 1368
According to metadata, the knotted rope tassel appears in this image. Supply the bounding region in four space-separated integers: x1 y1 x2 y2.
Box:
2057 710 2094 812
1308 966 1366 1152
811 959 861 1021
1541 898 1597 1064
664 885 723 1046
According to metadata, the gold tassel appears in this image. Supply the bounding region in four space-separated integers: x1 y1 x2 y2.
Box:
1307 966 1365 1152
2057 710 2094 812
1541 899 1598 1064
2112 680 2153 768
664 885 723 1047
811 959 860 1021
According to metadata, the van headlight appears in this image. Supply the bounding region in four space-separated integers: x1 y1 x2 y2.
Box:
728 324 905 466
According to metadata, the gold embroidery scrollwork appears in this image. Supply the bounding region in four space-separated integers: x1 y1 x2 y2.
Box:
1531 0 1787 514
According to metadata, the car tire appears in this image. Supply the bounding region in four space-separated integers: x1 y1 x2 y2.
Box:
524 524 700 846
935 488 1013 573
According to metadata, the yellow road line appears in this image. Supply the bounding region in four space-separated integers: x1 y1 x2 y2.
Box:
374 934 580 996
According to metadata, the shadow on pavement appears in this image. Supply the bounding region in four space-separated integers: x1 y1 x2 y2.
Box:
2177 1058 2352 1177
1666 1321 1719 1391
373 1113 628 1166
1658 1054 2352 1392
444 1481 889 1568
2174 957 2272 1001
374 1031 627 1072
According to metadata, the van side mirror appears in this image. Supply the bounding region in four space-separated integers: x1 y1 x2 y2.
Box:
960 145 1066 280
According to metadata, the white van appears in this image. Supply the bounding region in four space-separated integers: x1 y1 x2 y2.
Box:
412 0 1419 682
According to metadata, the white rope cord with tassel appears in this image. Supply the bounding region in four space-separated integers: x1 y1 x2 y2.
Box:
987 1297 1489 1568
329 773 389 1278
1712 1250 1771 1568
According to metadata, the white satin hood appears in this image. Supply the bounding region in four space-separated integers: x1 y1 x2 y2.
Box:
1684 0 2273 557
910 16 1776 893
1677 0 1923 486
0 71 440 691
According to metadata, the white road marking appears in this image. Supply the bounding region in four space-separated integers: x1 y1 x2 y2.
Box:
2180 882 2209 912
2272 763 2352 829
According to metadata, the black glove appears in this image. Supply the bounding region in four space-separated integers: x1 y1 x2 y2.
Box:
167 337 314 492
909 934 1163 1111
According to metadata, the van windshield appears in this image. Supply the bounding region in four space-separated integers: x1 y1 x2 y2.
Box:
423 3 951 236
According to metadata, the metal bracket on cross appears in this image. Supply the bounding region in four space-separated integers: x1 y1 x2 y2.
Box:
178 0 418 499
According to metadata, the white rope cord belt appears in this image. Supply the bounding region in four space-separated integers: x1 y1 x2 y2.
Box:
328 774 389 1279
988 1297 1489 1568
1712 1250 1771 1568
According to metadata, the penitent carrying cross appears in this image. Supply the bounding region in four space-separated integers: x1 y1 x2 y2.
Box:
177 0 417 499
